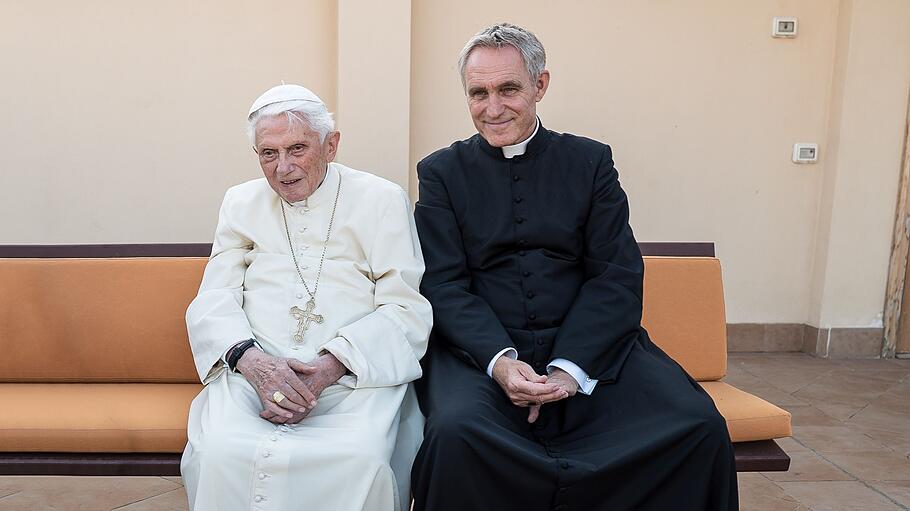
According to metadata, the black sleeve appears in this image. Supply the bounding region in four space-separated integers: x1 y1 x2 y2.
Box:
414 160 514 371
551 146 644 383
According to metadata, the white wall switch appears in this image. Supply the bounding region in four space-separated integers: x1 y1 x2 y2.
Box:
792 143 818 163
773 17 798 38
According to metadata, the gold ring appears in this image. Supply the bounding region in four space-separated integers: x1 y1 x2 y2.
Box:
272 391 286 403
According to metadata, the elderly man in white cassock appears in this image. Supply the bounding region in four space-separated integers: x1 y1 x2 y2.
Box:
180 84 432 511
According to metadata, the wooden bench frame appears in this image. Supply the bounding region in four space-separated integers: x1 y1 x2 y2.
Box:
0 242 789 475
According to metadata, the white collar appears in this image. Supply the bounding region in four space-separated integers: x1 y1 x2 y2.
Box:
502 118 540 159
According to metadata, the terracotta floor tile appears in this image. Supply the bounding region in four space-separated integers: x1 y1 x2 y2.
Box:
737 473 805 511
113 488 188 511
763 451 853 482
872 392 910 415
741 384 810 408
823 450 910 481
798 399 866 422
775 436 810 453
775 481 904 511
793 375 892 410
786 405 844 427
846 404 910 434
0 476 179 511
868 481 910 508
792 425 889 453
853 426 910 457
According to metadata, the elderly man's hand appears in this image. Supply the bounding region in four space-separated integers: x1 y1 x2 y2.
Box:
492 357 568 423
259 352 347 425
236 349 319 423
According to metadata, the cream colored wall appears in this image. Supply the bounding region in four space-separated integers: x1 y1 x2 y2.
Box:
2 1 908 330
409 0 909 326
809 0 910 329
0 0 337 243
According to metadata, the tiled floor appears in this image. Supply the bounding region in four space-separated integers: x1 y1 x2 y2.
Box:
0 353 907 510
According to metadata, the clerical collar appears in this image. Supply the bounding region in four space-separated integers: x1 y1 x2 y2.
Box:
284 163 338 210
502 118 540 159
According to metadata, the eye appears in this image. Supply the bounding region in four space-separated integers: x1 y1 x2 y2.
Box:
470 90 488 99
259 149 277 160
290 144 306 155
501 86 520 96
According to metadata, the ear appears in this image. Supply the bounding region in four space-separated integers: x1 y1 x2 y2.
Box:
323 131 341 163
534 70 550 102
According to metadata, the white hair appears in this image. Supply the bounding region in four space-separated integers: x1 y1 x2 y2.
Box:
247 99 335 146
457 23 546 89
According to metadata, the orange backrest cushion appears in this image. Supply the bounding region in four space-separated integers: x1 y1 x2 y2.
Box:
642 257 727 381
1 255 726 382
0 258 206 382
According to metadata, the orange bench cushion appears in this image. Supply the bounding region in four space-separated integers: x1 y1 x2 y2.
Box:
642 257 727 381
0 258 205 383
701 381 792 442
0 383 201 452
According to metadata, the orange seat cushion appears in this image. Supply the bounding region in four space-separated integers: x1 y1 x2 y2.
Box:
0 258 206 383
0 383 201 452
700 381 792 442
642 257 727 381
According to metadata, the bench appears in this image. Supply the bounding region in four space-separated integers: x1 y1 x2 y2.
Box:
0 242 790 475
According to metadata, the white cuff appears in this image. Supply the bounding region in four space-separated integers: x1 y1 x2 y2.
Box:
486 347 518 378
548 358 597 395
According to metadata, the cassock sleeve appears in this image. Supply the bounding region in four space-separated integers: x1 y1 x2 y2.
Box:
550 146 644 384
318 189 433 388
185 188 256 384
414 161 515 371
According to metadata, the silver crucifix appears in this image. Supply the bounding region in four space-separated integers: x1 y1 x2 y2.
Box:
290 299 324 343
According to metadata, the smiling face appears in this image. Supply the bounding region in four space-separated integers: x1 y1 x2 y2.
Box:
254 114 340 203
463 45 549 147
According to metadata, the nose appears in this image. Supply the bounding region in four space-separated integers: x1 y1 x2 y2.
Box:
486 93 505 117
276 152 293 175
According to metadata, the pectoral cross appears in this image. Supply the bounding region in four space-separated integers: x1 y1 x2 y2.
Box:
290 299 324 343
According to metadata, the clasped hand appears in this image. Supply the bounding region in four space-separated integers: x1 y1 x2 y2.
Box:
236 349 346 425
492 357 578 423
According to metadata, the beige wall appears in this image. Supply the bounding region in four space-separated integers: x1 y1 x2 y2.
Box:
0 0 337 243
2 1 908 331
409 0 909 328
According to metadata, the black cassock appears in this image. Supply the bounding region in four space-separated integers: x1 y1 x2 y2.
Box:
411 123 738 511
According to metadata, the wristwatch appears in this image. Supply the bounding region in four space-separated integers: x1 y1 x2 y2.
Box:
227 339 261 372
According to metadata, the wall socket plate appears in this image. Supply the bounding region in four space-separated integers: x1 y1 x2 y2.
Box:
773 17 798 38
792 143 818 163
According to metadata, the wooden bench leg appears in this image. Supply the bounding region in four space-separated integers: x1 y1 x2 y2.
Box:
734 440 791 472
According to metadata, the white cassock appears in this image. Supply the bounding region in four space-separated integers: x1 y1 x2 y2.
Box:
181 162 432 511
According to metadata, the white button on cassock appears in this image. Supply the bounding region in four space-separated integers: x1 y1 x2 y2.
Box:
296 293 304 299
254 495 263 502
259 472 267 480
270 435 277 441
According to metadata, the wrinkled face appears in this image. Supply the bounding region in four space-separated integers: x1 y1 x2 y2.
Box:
464 46 549 147
254 114 340 203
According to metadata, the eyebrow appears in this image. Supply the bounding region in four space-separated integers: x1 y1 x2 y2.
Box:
468 80 524 95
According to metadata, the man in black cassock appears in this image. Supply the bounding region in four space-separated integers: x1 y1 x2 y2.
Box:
411 23 738 510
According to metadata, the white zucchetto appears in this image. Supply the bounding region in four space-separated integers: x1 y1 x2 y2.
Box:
248 84 325 118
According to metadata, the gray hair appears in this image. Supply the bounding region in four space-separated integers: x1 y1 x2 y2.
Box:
457 23 546 88
247 100 335 146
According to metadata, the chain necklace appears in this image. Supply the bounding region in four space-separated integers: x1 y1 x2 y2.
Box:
280 171 342 343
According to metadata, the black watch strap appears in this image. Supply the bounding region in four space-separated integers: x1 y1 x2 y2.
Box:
227 339 259 372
